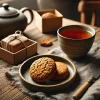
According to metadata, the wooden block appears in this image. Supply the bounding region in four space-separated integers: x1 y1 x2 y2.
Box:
1 34 32 53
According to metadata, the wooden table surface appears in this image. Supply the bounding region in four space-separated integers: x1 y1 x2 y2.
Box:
0 13 100 100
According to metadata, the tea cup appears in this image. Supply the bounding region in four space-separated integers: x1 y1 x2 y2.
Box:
57 25 95 59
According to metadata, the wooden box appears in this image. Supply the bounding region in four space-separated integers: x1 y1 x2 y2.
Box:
34 9 63 32
0 39 37 65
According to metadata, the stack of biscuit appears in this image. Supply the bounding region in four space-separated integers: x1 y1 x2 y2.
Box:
29 57 69 83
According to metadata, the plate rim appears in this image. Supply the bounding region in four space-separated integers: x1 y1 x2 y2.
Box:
19 54 77 88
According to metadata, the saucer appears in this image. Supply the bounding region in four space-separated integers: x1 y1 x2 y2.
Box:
19 55 77 92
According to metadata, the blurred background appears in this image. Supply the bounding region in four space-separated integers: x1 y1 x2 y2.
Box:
0 0 100 26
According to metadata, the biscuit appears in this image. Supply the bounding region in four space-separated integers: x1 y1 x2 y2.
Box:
40 39 53 47
29 57 56 82
42 12 57 19
53 62 69 80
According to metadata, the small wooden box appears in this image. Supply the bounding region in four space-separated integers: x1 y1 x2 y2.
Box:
0 39 37 65
34 9 63 32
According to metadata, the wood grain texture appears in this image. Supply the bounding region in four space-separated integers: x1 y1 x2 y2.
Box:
0 10 100 99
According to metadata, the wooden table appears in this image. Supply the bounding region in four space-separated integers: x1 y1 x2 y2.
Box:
0 16 100 100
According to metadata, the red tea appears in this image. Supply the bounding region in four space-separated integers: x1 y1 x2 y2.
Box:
60 28 92 39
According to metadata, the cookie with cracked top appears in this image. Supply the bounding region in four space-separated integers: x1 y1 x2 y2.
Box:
29 57 56 82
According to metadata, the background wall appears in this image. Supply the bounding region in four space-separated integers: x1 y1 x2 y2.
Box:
3 0 38 10
0 0 100 26
0 0 80 21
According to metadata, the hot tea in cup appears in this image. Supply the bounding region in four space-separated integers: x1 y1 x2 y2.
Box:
57 25 95 59
60 28 92 39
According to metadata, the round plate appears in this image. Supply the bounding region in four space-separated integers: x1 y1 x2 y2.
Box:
19 55 77 92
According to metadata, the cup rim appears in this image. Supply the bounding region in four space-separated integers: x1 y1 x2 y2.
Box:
57 25 96 40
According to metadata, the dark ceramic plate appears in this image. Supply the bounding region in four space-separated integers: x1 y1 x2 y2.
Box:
19 55 77 92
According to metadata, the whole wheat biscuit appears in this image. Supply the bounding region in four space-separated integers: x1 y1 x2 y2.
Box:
40 39 53 47
42 12 57 19
53 62 69 80
29 57 56 82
